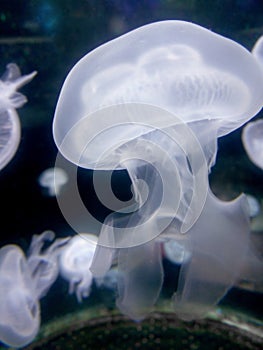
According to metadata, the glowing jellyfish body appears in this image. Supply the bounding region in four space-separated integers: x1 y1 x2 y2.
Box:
95 267 119 291
38 167 68 196
0 63 36 171
0 245 40 348
163 239 191 265
0 231 68 347
27 230 70 298
53 21 263 321
242 119 263 170
245 194 261 218
59 234 98 302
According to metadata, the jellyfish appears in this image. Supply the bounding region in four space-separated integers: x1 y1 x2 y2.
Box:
245 194 261 218
0 245 40 348
38 167 68 196
52 21 263 320
162 238 191 265
0 231 68 347
27 230 70 298
252 35 263 70
242 119 263 170
95 267 119 291
0 63 36 171
59 234 98 302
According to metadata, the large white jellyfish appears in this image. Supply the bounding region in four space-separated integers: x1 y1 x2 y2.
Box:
242 119 263 170
59 234 98 302
52 21 263 320
0 231 68 347
0 63 36 171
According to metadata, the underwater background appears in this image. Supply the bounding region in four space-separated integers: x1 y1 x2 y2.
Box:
0 0 263 349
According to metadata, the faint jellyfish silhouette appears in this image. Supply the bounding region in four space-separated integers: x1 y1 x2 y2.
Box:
242 119 263 170
0 231 69 347
0 63 36 171
38 167 68 196
59 234 98 302
163 239 191 265
0 245 40 348
245 194 261 218
27 230 70 298
52 21 263 321
95 267 119 291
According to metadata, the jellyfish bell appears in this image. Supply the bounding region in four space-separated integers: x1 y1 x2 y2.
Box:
0 63 36 171
38 167 68 196
0 245 40 348
53 20 263 166
252 35 263 70
59 234 98 302
0 109 21 171
242 119 263 170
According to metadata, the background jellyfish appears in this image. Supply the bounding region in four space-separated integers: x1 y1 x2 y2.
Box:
52 20 263 321
59 233 98 302
0 244 40 348
27 230 70 298
162 239 191 265
242 119 263 170
252 35 263 70
245 194 261 218
0 63 36 171
38 167 68 196
0 231 68 348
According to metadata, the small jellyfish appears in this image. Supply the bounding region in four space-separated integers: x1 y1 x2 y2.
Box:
245 194 261 218
95 267 119 291
27 230 70 298
163 239 191 265
38 167 68 196
0 231 68 347
59 234 98 302
242 119 263 170
0 245 40 348
0 63 36 171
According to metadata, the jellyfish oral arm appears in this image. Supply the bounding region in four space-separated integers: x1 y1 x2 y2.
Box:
173 190 250 320
59 234 98 302
0 63 36 112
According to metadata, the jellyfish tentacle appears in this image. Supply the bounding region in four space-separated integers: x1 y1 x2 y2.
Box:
27 231 70 299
